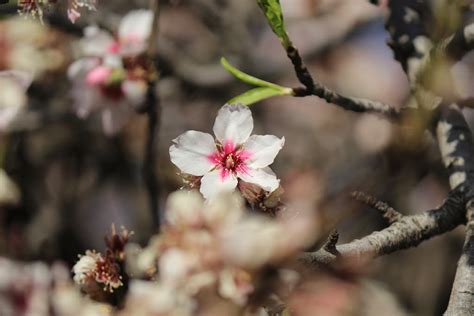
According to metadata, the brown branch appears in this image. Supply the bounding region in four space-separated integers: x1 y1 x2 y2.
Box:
323 230 340 255
286 46 399 117
446 204 474 315
436 105 474 315
351 191 403 225
301 191 465 267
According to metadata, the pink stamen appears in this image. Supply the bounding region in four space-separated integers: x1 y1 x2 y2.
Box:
207 139 253 182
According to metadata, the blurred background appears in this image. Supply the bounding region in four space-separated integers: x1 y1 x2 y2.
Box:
0 0 470 314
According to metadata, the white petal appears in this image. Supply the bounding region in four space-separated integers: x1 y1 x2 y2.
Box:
119 10 153 56
213 104 253 146
244 135 284 169
81 26 115 56
169 131 216 176
238 167 279 192
200 169 238 199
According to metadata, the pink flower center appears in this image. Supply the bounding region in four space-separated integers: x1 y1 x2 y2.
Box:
208 140 252 181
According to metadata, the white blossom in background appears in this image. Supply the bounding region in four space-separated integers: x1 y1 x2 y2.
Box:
19 0 97 24
0 70 32 132
68 10 152 135
124 190 317 312
0 17 68 77
170 104 285 199
0 258 110 316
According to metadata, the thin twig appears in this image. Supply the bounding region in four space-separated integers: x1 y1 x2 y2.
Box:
301 191 465 267
352 191 403 225
286 44 399 117
143 0 162 232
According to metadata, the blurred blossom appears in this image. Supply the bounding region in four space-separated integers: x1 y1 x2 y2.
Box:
19 0 97 23
0 17 67 75
125 190 317 311
120 280 196 316
0 258 110 316
170 104 285 199
68 10 153 135
0 70 32 132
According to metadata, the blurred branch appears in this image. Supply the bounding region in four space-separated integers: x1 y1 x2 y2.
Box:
351 191 403 225
301 190 465 266
143 0 162 232
379 0 474 311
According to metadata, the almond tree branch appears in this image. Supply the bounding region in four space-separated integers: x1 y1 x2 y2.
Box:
351 191 403 225
371 1 474 312
436 105 474 315
300 191 465 267
302 3 474 313
287 44 400 117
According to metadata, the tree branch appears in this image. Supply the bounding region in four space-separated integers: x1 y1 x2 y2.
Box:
286 45 399 117
436 105 474 315
301 191 465 267
143 0 162 232
351 191 403 225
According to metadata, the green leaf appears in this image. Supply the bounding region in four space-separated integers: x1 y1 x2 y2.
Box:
256 0 291 48
227 86 292 106
221 57 288 90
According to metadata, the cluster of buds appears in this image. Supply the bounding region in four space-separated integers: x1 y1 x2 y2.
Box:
73 226 131 300
18 0 97 23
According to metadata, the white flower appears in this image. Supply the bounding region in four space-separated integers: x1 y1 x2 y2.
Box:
72 251 98 285
123 280 196 316
170 104 285 199
67 10 152 135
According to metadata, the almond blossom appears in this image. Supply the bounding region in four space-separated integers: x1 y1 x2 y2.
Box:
68 10 152 135
170 104 285 199
123 190 317 313
19 0 97 24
